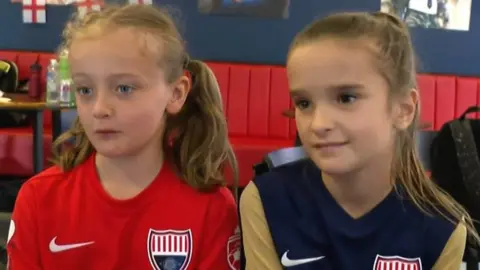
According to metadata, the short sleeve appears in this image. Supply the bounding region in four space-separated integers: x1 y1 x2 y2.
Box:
7 181 42 270
432 222 467 270
240 182 283 270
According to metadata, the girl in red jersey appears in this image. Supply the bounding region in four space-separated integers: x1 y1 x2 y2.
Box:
7 4 240 270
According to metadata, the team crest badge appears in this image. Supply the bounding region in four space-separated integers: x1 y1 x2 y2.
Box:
147 229 193 270
373 255 422 270
227 227 241 270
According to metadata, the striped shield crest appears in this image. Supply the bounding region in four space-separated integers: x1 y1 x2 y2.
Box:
373 255 422 270
147 229 193 270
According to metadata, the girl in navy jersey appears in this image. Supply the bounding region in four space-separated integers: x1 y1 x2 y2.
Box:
8 4 240 270
240 12 479 270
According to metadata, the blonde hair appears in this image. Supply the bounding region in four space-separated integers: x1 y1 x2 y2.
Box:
51 4 238 193
289 12 480 244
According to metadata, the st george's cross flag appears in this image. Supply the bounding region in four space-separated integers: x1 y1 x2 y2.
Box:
22 0 46 23
75 0 103 18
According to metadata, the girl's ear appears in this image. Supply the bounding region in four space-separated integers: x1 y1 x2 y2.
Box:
166 75 190 115
393 88 418 130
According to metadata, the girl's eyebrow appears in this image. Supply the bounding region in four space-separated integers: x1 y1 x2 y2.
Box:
329 83 365 92
71 72 141 80
290 83 364 97
289 88 308 98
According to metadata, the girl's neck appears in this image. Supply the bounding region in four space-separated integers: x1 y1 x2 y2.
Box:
95 143 165 199
322 156 394 219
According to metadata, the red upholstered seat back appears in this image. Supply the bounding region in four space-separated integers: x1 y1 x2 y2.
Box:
1 51 480 183
206 61 480 139
206 62 296 141
1 53 479 138
417 75 480 130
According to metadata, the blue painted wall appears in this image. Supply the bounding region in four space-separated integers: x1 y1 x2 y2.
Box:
0 0 478 76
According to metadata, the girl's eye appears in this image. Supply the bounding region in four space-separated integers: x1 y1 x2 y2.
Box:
117 85 135 94
337 93 357 104
295 99 311 110
76 87 93 96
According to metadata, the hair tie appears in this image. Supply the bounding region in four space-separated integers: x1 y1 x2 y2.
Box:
183 54 190 69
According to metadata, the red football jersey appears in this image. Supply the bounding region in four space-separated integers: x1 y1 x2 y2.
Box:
7 154 240 270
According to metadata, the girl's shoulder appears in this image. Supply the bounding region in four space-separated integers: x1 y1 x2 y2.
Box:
395 191 465 266
21 164 79 197
253 158 314 191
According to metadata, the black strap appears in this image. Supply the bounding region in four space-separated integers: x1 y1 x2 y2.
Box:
460 106 480 121
452 107 480 191
450 120 480 199
449 113 480 258
450 119 480 208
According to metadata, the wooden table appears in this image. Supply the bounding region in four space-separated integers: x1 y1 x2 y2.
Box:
0 93 75 174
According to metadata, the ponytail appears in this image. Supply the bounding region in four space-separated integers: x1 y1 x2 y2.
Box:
164 59 239 195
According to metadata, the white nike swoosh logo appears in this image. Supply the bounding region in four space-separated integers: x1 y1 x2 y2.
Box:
49 237 95 253
281 250 325 267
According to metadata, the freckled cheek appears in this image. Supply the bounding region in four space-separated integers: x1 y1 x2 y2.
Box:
75 100 95 115
124 110 166 129
75 106 93 127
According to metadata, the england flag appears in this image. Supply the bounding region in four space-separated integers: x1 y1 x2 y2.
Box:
75 0 103 18
22 0 46 23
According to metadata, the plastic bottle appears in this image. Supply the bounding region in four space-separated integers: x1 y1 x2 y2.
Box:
58 51 74 107
46 59 59 105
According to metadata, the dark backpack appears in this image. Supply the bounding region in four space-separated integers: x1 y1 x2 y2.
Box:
0 60 29 128
0 60 18 93
430 106 480 268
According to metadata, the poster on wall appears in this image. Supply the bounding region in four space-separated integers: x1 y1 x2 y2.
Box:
380 0 472 31
198 0 290 19
104 0 152 4
45 0 75 4
11 0 74 4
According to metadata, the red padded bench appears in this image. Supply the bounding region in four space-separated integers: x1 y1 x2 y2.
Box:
417 75 480 130
1 51 480 187
208 62 297 187
213 66 480 187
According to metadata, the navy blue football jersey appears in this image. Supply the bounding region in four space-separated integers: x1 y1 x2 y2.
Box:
251 159 460 269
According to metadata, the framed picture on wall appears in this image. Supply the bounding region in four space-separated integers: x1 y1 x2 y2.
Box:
198 0 290 19
45 0 75 4
380 0 472 31
11 0 74 4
